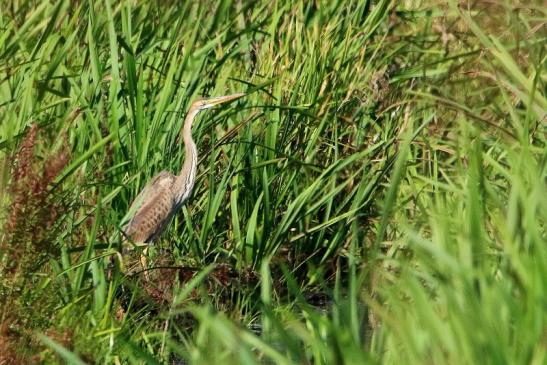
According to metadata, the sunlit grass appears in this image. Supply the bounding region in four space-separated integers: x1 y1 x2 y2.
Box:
0 0 545 364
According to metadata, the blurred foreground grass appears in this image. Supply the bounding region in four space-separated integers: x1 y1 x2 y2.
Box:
0 0 545 364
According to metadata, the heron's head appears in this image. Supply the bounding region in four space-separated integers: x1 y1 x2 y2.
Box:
193 93 245 110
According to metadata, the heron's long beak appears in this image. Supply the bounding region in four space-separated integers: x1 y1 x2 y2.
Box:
201 93 245 109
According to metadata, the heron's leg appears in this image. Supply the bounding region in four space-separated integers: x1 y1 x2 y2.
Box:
140 246 150 281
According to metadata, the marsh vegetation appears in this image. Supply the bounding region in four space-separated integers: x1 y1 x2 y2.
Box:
0 1 545 364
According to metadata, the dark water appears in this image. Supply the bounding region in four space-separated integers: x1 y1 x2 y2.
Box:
170 293 371 364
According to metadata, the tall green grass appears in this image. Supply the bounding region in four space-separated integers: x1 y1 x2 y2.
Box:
0 0 545 364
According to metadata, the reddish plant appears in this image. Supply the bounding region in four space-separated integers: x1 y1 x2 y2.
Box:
0 123 71 363
2 124 70 273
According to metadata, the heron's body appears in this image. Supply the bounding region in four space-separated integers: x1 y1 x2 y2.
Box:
124 171 177 243
122 93 243 249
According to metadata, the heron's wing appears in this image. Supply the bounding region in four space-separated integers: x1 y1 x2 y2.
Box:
122 171 176 243
123 172 171 221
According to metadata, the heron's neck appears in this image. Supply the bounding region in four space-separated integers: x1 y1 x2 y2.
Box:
174 108 200 204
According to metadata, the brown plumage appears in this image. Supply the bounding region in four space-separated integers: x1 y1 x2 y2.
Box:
124 171 176 243
122 93 244 249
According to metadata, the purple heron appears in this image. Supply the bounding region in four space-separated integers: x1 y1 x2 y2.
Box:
120 93 244 272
